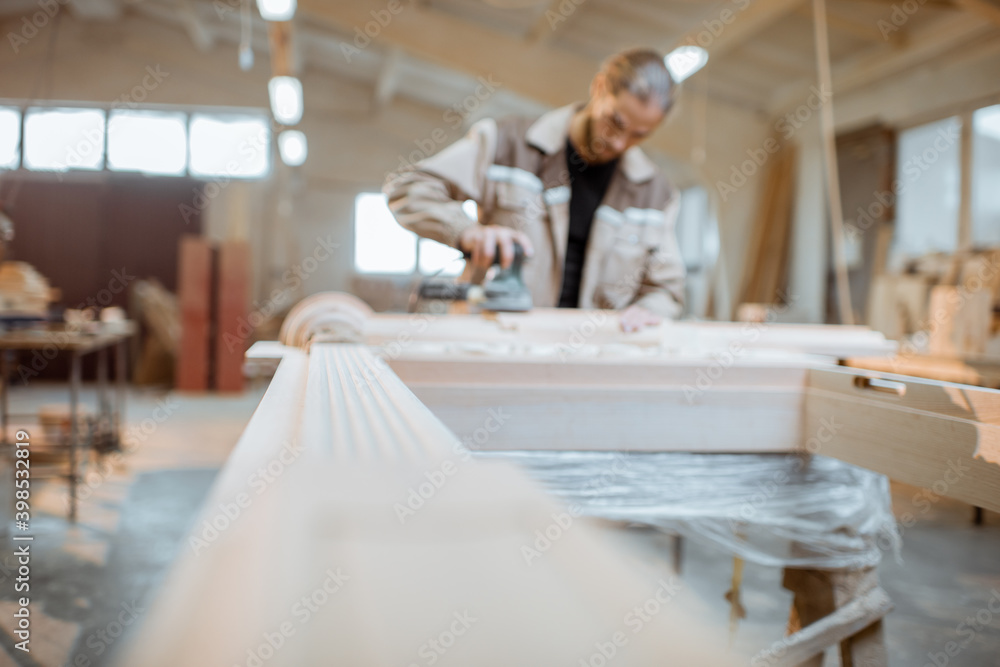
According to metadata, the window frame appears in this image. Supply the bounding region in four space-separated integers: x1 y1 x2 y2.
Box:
0 98 273 181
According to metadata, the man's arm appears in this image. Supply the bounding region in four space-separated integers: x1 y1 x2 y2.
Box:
383 119 532 270
382 120 497 249
630 194 686 320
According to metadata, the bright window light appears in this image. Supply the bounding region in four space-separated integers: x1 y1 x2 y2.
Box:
665 46 709 83
189 114 270 179
355 193 416 274
419 199 474 276
0 108 20 169
268 76 303 126
462 198 478 220
107 110 187 176
256 0 296 21
278 129 307 166
972 105 1000 245
975 105 1000 141
894 116 961 257
23 107 105 172
419 239 465 276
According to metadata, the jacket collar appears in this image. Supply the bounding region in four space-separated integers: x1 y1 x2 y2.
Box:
524 103 658 184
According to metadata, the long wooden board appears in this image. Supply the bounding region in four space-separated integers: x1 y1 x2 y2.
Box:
119 344 746 666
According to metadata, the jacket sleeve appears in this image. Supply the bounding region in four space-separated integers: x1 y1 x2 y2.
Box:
631 193 686 320
382 119 498 249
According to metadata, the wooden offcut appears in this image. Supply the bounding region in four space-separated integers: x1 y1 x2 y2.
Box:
175 236 213 391
215 241 250 392
738 145 797 309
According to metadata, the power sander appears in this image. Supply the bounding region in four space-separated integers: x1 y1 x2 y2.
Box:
414 242 532 313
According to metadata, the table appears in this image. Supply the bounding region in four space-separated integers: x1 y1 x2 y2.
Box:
0 321 136 521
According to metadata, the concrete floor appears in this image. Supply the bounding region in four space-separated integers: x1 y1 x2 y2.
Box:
0 380 996 666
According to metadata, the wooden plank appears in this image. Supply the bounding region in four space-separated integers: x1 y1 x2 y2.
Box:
388 353 813 388
846 354 1000 389
408 384 803 452
121 343 746 665
958 111 974 251
215 241 250 392
175 236 213 391
390 351 806 451
805 366 1000 512
814 0 854 325
362 308 896 357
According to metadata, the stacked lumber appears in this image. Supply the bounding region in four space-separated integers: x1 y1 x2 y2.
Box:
175 237 213 391
175 237 251 392
738 145 797 310
215 241 251 392
867 248 1000 356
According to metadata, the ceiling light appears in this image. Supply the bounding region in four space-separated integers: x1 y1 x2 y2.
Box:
256 0 296 21
278 130 308 166
268 76 303 126
665 46 709 83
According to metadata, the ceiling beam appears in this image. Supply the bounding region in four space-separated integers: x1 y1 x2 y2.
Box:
179 0 215 52
298 0 594 108
769 12 991 113
793 4 892 42
952 0 1000 27
673 0 805 63
372 46 403 109
68 0 121 21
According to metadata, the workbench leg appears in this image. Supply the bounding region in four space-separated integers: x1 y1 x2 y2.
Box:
835 568 888 667
782 566 888 667
68 351 81 523
782 568 835 667
0 351 9 446
115 341 126 451
96 347 109 453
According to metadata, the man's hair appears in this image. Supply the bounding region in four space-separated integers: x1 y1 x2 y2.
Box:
598 48 676 113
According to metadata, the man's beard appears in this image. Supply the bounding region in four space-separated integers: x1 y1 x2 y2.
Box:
582 114 615 164
583 115 600 162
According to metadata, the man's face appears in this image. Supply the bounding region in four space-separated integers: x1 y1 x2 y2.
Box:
583 80 666 163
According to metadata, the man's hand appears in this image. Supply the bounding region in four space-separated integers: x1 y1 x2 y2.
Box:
458 225 534 272
619 304 661 333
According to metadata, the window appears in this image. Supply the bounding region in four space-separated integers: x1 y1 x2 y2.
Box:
3 105 271 179
893 116 961 257
354 193 471 276
355 192 417 274
676 186 709 269
23 107 106 172
189 114 270 179
972 105 1000 246
107 110 187 176
0 107 19 169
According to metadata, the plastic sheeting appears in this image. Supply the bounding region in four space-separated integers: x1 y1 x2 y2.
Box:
474 451 899 570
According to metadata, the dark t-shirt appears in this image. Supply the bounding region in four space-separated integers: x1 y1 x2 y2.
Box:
557 139 619 308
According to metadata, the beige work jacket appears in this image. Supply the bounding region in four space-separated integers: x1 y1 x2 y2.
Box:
383 104 685 318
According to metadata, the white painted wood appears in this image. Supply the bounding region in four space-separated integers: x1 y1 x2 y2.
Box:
120 343 746 666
